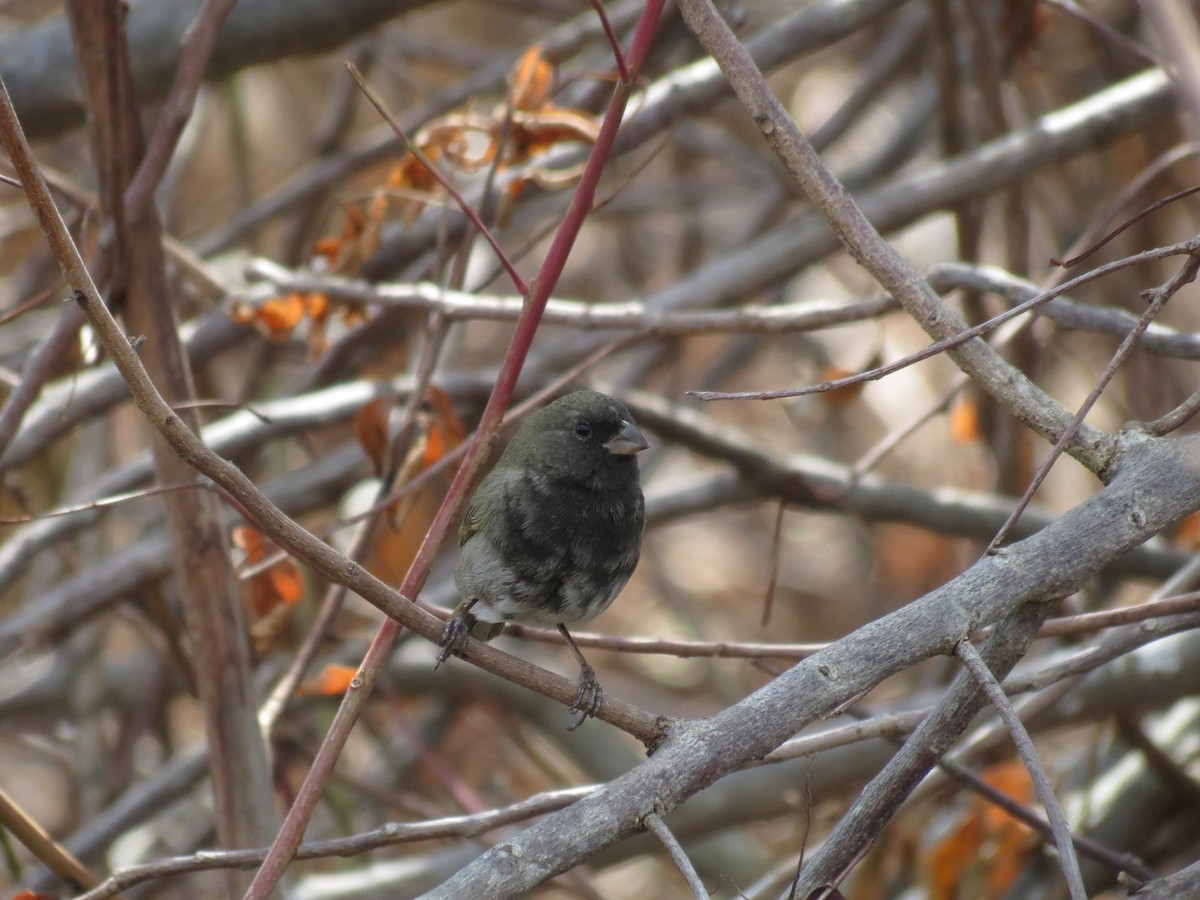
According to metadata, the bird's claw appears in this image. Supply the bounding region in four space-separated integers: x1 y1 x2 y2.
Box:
435 613 470 669
567 663 603 731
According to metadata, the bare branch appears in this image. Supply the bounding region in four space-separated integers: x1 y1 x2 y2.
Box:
955 638 1087 898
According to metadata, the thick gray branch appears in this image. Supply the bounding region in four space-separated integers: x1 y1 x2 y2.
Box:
422 431 1200 896
0 0 433 140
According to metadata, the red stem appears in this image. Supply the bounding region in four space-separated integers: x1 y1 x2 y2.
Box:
243 5 666 896
591 0 631 84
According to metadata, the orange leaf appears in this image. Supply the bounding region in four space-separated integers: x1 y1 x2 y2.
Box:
306 292 330 324
818 365 865 409
1177 511 1200 549
950 396 983 444
354 395 393 477
323 201 385 274
267 566 305 606
313 237 341 267
360 392 463 583
249 562 302 618
341 301 368 328
342 201 366 238
388 151 440 194
387 147 451 224
927 811 983 900
509 106 601 160
232 524 267 560
257 293 308 337
297 664 359 697
229 292 335 352
422 385 466 467
509 45 555 112
415 117 498 174
980 763 1036 896
233 525 306 618
924 761 1036 899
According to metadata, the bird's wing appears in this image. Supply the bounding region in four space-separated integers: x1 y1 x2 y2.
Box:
457 467 513 547
457 492 485 547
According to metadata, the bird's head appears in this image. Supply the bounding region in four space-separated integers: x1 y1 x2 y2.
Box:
508 390 648 487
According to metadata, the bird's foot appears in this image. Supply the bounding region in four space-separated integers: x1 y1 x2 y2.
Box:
567 663 603 731
435 613 471 669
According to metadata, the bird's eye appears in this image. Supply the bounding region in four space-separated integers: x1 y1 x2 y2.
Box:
573 421 592 439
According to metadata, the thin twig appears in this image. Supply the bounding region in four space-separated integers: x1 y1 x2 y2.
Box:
505 625 827 660
644 812 708 899
1052 185 1200 268
1010 611 1200 695
955 639 1087 900
921 717 1154 883
74 786 600 900
1037 592 1200 637
761 498 786 627
851 142 1200 479
1149 386 1200 435
0 283 57 325
518 589 1200 657
259 314 455 738
1044 0 1157 63
123 0 238 218
590 0 631 83
64 0 275 864
0 482 199 524
691 238 1200 403
989 247 1200 549
849 374 964 479
0 785 98 891
347 63 529 295
245 260 900 335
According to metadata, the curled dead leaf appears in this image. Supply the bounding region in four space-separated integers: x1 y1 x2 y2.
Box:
232 525 306 652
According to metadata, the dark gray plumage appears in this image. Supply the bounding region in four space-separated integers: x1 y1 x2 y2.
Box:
435 390 647 728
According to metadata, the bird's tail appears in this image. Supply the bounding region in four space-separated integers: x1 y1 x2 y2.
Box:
449 599 505 642
467 614 505 643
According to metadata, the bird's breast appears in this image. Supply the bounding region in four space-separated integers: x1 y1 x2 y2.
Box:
454 468 643 627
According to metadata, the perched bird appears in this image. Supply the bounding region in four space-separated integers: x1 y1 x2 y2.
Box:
436 390 648 728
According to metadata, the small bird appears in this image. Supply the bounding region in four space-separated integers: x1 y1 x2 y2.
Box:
436 390 648 728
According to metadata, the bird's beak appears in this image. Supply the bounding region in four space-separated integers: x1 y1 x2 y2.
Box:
605 419 649 456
